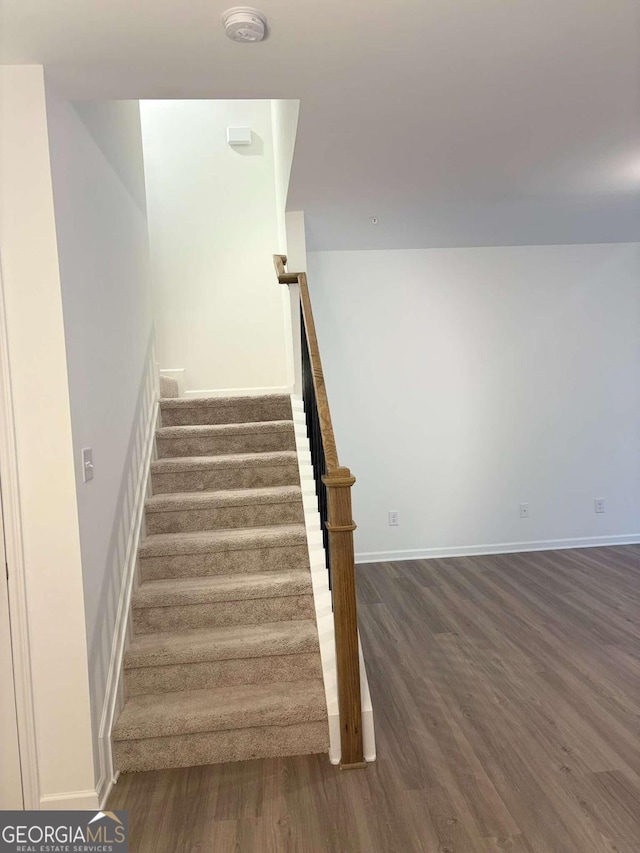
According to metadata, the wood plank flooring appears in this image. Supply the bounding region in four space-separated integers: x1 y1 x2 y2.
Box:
108 545 640 852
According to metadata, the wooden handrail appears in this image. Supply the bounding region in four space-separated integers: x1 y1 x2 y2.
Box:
273 253 365 769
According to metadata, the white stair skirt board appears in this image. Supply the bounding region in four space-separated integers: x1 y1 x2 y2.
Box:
291 396 376 765
356 533 640 565
185 385 294 399
96 362 160 808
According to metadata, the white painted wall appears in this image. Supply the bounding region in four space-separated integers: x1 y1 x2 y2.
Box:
271 99 300 254
271 100 301 391
0 65 96 807
281 211 309 397
307 243 640 561
140 100 289 395
45 89 155 797
285 211 309 274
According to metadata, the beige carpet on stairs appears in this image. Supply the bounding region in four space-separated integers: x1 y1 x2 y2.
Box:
112 394 329 773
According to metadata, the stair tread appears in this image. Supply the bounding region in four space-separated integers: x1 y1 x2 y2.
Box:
125 619 320 668
160 394 291 409
145 485 302 512
113 679 327 741
151 451 298 472
156 420 293 438
132 570 312 608
138 523 308 557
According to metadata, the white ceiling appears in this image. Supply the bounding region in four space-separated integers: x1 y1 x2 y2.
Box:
2 0 639 249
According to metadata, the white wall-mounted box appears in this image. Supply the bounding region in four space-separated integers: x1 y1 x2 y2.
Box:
227 126 252 146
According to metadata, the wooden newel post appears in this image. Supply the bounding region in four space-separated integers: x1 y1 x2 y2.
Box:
323 466 366 769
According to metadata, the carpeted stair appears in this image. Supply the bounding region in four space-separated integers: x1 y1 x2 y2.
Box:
113 394 328 772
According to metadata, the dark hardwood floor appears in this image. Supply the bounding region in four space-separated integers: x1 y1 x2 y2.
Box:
108 545 640 852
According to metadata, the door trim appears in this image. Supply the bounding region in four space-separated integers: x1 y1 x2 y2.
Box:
0 255 40 809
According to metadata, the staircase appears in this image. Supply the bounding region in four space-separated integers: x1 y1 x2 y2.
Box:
112 394 329 773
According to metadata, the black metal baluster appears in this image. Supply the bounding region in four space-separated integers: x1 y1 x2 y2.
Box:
300 305 332 597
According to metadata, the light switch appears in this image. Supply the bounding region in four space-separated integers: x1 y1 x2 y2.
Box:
82 447 94 483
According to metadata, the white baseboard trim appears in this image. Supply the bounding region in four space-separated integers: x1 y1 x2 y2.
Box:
40 789 100 810
356 533 640 564
97 771 119 812
291 396 376 765
184 384 293 398
95 364 160 809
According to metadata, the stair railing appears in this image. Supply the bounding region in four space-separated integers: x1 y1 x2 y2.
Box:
273 254 365 769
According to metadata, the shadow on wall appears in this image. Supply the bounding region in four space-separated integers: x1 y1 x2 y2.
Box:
232 132 264 156
73 100 147 213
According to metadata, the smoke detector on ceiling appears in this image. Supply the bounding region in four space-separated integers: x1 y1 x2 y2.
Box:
222 7 268 43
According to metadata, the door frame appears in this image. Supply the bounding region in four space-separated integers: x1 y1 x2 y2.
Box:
0 255 40 809
0 475 24 807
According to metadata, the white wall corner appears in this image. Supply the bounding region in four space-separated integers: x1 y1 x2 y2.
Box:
280 213 306 398
285 211 308 273
280 281 297 394
270 224 300 399
270 99 300 256
271 103 301 394
284 282 302 399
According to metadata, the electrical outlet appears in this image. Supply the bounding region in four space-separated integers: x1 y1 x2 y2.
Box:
594 499 605 514
519 503 529 519
388 511 399 526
